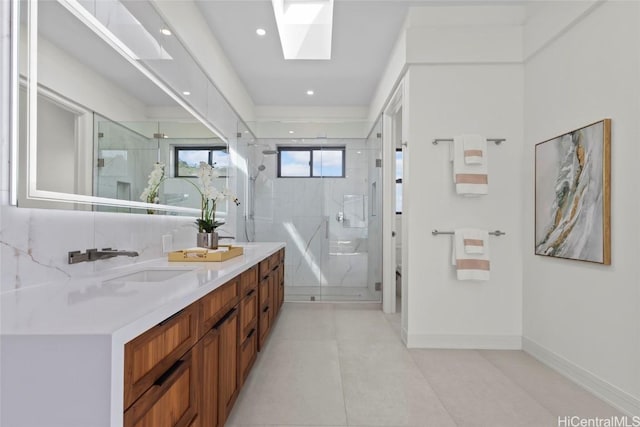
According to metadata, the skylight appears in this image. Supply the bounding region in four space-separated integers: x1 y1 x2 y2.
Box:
271 0 334 60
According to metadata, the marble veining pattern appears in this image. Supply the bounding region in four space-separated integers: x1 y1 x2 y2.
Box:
1 205 196 292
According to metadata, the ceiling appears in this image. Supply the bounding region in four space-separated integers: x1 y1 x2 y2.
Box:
195 0 411 108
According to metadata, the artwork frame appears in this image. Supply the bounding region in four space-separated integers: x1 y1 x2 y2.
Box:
535 119 611 265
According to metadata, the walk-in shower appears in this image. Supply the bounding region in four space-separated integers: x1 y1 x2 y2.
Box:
241 125 383 303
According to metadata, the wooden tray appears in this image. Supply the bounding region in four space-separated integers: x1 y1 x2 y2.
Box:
168 245 244 262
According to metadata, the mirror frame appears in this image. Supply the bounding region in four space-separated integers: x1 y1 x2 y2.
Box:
10 0 232 215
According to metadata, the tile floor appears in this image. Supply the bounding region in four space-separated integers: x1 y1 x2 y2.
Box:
226 303 623 427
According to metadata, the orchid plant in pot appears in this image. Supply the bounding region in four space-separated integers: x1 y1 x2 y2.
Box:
193 162 240 249
140 162 165 214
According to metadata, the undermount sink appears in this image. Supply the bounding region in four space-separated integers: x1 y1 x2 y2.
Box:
104 268 196 284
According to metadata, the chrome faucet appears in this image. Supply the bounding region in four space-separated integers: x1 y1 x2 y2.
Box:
68 248 139 264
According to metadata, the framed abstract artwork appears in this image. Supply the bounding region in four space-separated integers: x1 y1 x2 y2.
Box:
535 119 611 264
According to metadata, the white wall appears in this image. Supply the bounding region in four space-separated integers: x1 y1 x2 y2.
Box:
404 63 524 348
522 0 640 414
377 6 525 349
36 95 76 193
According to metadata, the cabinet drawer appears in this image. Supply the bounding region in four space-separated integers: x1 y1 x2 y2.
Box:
258 259 270 280
240 289 258 340
124 349 198 427
240 265 258 295
240 328 257 386
124 305 198 409
200 278 240 333
268 252 279 271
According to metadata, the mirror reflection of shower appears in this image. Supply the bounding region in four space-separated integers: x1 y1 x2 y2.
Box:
245 147 277 241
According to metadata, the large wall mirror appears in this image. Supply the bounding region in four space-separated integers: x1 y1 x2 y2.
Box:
13 0 245 219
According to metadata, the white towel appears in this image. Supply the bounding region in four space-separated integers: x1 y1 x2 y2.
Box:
451 228 490 281
462 134 486 165
451 135 489 196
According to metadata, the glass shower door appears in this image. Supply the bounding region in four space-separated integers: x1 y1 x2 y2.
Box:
319 142 381 302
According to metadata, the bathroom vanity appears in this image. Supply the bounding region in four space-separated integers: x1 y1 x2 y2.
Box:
0 243 285 427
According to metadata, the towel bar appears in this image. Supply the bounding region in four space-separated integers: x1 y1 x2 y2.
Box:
432 229 506 236
432 138 505 145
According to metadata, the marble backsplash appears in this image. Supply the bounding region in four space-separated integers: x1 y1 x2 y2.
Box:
0 205 197 293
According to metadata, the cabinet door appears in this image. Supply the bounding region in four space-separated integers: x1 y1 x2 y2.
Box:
239 328 257 386
199 328 220 427
124 349 198 427
258 303 271 350
217 307 240 425
258 276 269 308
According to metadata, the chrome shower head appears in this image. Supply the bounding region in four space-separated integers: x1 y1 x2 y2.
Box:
257 164 266 171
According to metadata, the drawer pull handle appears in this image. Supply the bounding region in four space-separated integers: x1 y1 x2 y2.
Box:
247 328 256 338
157 308 185 326
247 289 256 297
262 306 269 313
154 360 184 387
213 307 237 330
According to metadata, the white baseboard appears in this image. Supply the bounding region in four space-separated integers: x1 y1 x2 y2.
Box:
406 333 522 349
523 337 640 417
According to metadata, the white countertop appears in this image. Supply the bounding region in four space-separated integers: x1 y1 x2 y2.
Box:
1 242 284 342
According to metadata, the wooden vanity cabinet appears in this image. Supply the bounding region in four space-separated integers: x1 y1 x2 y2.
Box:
123 249 283 427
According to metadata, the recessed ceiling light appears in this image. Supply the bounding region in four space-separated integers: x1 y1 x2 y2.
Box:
182 91 191 96
160 28 172 36
306 89 314 96
289 130 294 134
256 28 266 37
